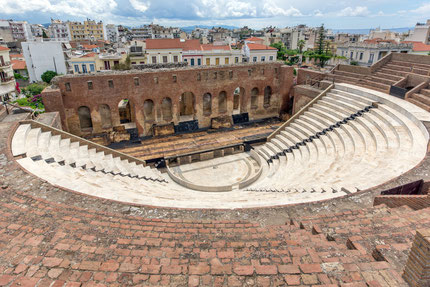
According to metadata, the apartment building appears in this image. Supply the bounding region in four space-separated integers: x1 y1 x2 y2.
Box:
48 19 71 41
69 19 104 41
243 37 277 63
69 52 128 74
0 46 16 101
9 21 33 41
104 24 119 43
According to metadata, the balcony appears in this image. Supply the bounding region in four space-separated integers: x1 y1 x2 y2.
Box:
0 61 11 68
1 76 14 84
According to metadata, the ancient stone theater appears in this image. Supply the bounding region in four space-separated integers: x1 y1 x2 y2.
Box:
1 53 430 286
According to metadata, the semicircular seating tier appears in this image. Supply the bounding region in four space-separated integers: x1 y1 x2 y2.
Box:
11 83 430 209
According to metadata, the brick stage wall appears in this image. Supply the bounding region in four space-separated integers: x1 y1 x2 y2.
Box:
42 63 294 137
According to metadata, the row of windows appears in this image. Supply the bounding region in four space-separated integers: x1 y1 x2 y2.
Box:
74 64 95 74
252 55 274 62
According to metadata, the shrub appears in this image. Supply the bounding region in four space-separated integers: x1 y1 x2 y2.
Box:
350 61 359 66
41 70 58 84
23 83 47 96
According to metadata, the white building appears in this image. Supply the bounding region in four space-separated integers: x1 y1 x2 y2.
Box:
22 41 71 82
405 20 430 44
48 20 71 42
0 45 16 101
9 21 33 41
243 37 277 63
336 41 412 66
104 24 119 43
0 20 13 43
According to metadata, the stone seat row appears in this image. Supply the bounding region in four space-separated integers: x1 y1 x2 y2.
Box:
11 124 166 182
251 84 427 194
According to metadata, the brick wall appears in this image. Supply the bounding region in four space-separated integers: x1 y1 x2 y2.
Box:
403 229 430 287
42 63 293 137
374 194 430 210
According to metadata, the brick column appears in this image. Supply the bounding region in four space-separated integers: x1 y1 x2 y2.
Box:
403 229 430 287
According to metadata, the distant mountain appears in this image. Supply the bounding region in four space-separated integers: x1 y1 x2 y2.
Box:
180 25 239 33
332 27 413 34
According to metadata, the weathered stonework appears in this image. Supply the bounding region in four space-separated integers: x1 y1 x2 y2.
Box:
42 63 293 137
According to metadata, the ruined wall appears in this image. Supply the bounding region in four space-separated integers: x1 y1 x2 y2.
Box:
42 63 294 137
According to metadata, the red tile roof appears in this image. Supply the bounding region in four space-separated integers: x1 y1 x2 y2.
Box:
10 54 23 59
0 46 9 51
247 43 277 51
80 52 98 58
245 37 263 42
402 41 430 52
11 59 26 70
201 44 230 51
146 39 200 50
363 38 396 44
82 44 99 50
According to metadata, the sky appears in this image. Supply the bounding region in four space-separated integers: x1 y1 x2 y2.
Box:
1 0 429 29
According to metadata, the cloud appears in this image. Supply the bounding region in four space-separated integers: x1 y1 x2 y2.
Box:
193 0 257 18
314 9 324 17
3 0 118 19
129 0 150 12
261 1 303 17
410 3 430 14
338 6 370 17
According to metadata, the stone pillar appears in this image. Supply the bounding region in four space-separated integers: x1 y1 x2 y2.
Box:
403 229 430 287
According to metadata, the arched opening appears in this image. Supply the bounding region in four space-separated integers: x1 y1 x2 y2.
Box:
78 106 93 130
144 99 155 121
161 97 173 121
99 104 112 129
203 93 212 116
118 99 132 124
233 87 245 114
179 92 195 121
218 91 227 114
264 86 272 108
251 87 259 109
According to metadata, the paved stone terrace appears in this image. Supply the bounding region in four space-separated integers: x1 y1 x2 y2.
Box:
1 119 430 286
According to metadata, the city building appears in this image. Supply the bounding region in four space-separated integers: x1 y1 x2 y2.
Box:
68 19 104 41
48 19 71 42
69 51 128 74
403 41 430 55
0 20 13 43
0 45 16 101
182 44 243 66
104 24 119 43
243 37 277 63
22 41 71 82
405 20 430 44
336 40 412 66
9 21 33 41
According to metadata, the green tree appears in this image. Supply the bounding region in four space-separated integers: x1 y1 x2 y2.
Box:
308 24 333 68
270 42 287 60
42 30 48 38
23 83 47 96
298 39 305 54
41 70 57 84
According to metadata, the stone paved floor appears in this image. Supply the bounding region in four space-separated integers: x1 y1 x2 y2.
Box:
1 119 430 286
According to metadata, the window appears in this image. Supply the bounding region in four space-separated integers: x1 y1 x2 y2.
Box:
108 80 114 88
65 82 71 91
235 57 239 63
89 64 95 72
131 62 136 64
206 58 210 65
173 75 177 83
350 52 353 60
197 58 201 66
104 61 110 70
359 52 364 61
190 58 195 66
173 55 178 63
152 56 157 63
87 81 93 90
269 56 274 61
369 53 374 64
134 77 139 86
82 64 87 73
74 64 79 73
163 56 168 63
215 58 220 65
252 56 257 62
261 56 265 62
225 57 229 64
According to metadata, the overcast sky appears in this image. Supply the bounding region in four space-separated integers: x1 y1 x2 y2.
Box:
1 0 429 29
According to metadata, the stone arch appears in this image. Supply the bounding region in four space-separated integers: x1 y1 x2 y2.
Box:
218 91 227 114
144 99 155 121
264 86 272 108
179 92 195 120
78 106 93 130
233 87 245 114
203 93 212 116
99 104 112 129
118 99 132 123
251 87 259 109
161 97 173 121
